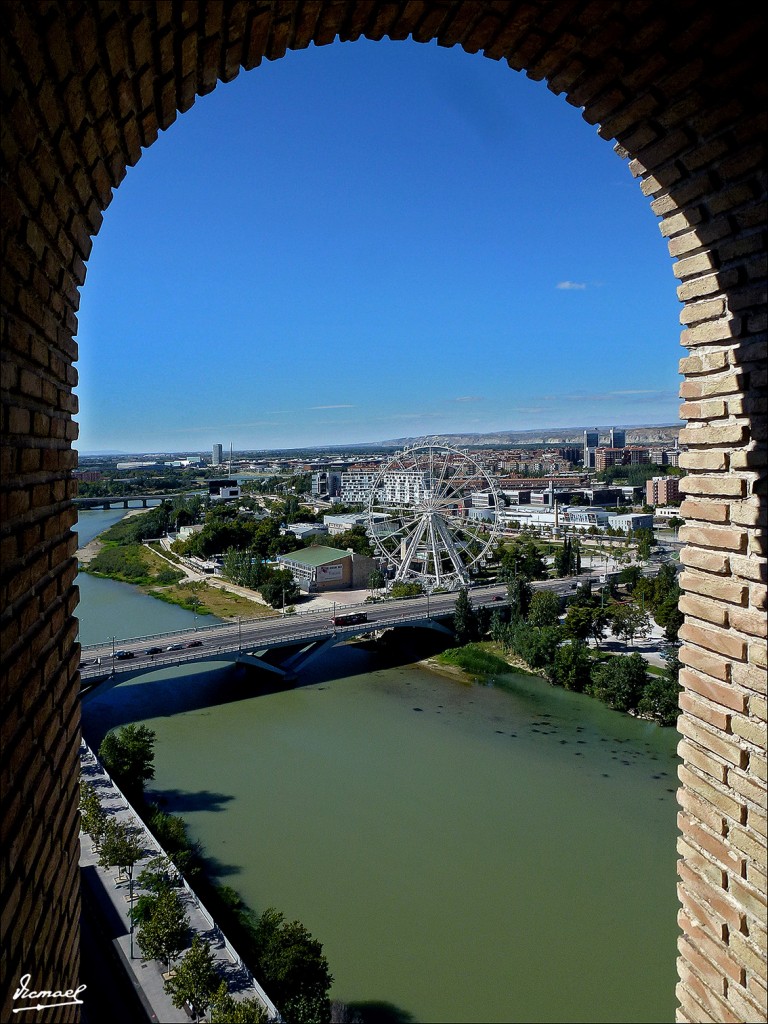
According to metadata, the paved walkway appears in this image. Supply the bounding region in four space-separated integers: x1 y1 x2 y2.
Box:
79 743 278 1023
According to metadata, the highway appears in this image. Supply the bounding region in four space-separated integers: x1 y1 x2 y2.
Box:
78 575 597 683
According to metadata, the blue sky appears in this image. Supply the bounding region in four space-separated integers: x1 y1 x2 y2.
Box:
75 38 683 454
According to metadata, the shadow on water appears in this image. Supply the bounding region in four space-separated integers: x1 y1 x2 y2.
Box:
147 787 234 814
345 1002 416 1024
80 629 456 748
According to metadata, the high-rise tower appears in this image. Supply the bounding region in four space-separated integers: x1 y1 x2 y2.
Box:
583 428 599 468
610 427 626 449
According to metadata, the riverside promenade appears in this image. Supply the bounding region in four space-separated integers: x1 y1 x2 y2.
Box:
79 742 278 1022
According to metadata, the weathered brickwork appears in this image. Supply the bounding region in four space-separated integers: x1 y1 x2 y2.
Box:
1 3 765 1020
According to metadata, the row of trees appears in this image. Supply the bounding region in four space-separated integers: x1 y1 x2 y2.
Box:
88 724 333 1022
451 577 681 726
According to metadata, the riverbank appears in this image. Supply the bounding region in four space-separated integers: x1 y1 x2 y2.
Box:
78 509 279 620
420 640 546 683
76 507 148 563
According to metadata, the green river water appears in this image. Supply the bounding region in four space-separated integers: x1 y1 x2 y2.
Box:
77 511 680 1023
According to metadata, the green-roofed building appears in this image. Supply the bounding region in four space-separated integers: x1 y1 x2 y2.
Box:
277 544 376 592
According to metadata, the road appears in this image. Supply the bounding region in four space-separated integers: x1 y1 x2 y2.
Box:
79 575 597 683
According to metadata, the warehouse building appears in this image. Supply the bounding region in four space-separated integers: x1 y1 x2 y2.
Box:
277 545 376 592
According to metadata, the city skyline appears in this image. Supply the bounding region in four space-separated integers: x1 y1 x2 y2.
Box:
75 37 683 453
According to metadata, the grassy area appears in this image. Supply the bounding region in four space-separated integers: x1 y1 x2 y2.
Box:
85 542 185 586
436 642 527 678
145 580 278 619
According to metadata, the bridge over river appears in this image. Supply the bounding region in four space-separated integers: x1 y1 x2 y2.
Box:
79 577 595 688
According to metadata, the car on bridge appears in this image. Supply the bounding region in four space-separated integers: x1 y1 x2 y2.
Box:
114 650 134 660
145 646 162 655
186 640 203 648
166 643 184 651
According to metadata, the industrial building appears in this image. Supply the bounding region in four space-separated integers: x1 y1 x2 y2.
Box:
277 545 376 592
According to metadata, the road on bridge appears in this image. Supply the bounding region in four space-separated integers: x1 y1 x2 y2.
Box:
79 574 609 684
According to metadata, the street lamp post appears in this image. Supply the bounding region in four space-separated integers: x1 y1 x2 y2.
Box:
237 617 241 654
111 636 115 674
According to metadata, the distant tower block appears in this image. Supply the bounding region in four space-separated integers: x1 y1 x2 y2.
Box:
583 428 599 468
212 443 223 466
610 427 626 449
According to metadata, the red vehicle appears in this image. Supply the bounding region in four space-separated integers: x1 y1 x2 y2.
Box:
330 612 368 627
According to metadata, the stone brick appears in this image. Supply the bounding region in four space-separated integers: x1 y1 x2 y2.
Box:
679 738 729 784
679 622 747 662
679 350 729 373
680 571 747 606
678 526 747 553
729 607 768 640
727 823 767 868
678 449 729 472
679 593 730 628
681 320 740 347
679 474 747 498
679 399 728 421
725 979 767 1024
731 716 768 750
680 372 743 399
678 764 746 827
680 547 730 575
679 690 732 731
678 714 748 769
680 498 730 523
679 424 747 447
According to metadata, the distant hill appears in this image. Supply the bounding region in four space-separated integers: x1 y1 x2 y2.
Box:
363 424 682 448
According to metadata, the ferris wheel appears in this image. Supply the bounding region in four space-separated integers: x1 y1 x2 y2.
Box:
365 443 500 590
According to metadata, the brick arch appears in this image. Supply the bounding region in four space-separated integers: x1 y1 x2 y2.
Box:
1 4 765 1021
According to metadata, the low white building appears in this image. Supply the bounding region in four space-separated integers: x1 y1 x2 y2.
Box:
282 522 328 540
208 479 241 501
608 512 654 532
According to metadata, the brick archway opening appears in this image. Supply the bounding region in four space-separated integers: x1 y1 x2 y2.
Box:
1 5 765 1022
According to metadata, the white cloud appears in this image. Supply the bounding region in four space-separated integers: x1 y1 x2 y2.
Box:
310 404 356 410
556 280 587 290
454 395 483 403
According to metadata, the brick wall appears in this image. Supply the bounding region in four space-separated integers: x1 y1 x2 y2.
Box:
1 3 765 1020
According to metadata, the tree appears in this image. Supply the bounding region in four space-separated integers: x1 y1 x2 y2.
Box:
79 779 108 843
550 640 593 692
610 601 651 646
137 855 179 895
506 576 532 620
499 538 547 581
635 527 656 562
138 886 190 973
259 567 300 609
562 604 597 643
210 984 269 1023
367 569 385 594
588 653 649 712
252 908 333 1024
453 587 479 645
98 818 145 957
619 565 643 591
165 935 220 1021
506 622 562 670
98 723 156 797
389 581 423 598
527 590 561 627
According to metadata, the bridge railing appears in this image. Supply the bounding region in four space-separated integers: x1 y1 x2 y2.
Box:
78 609 463 679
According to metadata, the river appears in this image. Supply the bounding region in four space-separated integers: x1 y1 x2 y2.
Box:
76 510 680 1023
